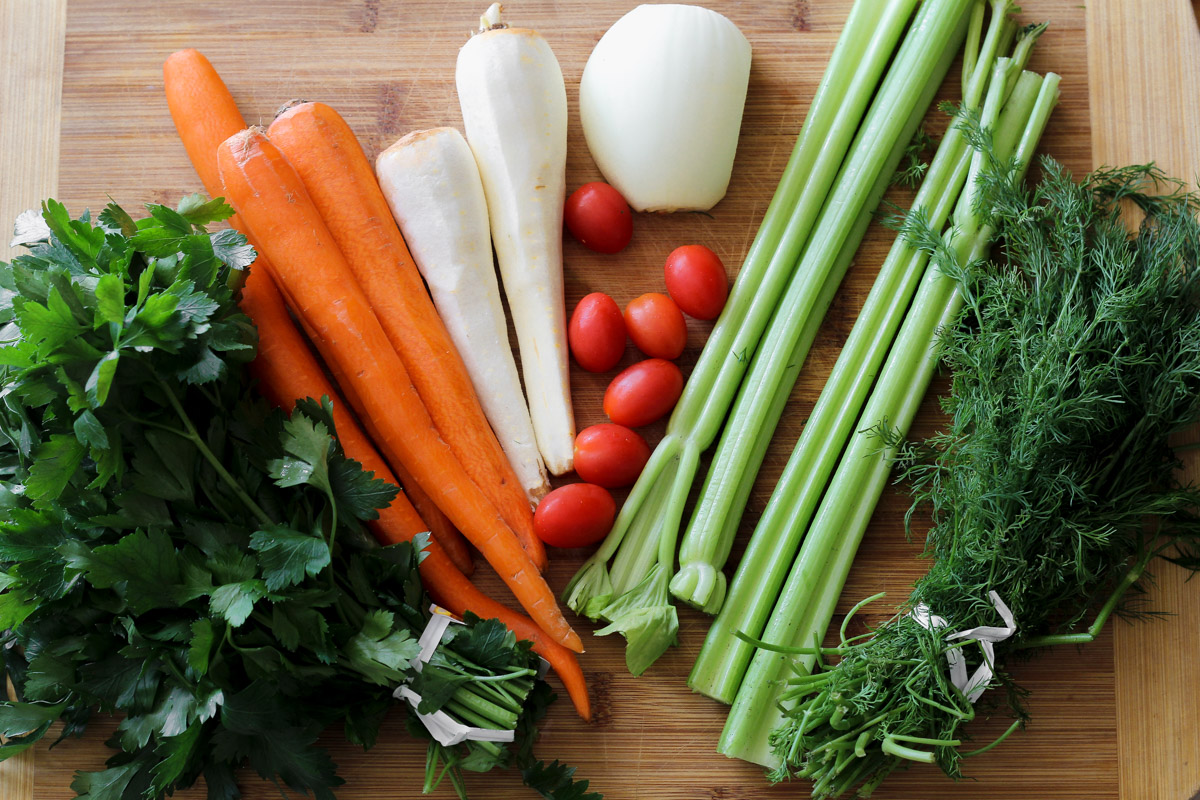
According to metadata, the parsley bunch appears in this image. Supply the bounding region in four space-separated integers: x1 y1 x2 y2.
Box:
769 156 1200 795
0 198 596 800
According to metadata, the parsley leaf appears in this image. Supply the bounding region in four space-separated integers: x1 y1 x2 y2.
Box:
249 525 331 591
345 609 421 686
0 195 591 800
522 760 604 800
209 579 266 627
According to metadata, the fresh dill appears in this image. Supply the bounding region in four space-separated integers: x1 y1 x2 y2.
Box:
769 149 1200 796
890 127 938 188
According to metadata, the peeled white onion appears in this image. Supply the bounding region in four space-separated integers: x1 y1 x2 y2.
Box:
579 4 752 213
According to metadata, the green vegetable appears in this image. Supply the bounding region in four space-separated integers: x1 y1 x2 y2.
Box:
717 62 1060 770
565 0 976 676
688 6 1039 706
672 0 980 616
762 102 1200 798
0 197 593 800
564 0 921 632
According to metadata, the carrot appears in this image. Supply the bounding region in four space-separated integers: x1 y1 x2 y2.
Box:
267 102 547 572
241 272 586 715
217 128 582 653
239 269 426 543
162 52 585 707
244 270 587 716
162 49 478 574
308 312 476 576
163 49 243 200
382 460 474 574
422 545 591 720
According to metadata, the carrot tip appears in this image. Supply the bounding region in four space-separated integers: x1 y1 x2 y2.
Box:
275 98 311 119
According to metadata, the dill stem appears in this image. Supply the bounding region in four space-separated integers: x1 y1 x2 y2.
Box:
1017 540 1155 649
881 737 937 763
961 717 1023 757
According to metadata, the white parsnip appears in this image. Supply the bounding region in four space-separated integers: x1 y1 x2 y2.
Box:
456 3 575 476
376 127 551 503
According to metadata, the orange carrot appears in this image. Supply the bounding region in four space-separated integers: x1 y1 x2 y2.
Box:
240 270 425 543
309 315 475 576
243 273 586 716
217 128 581 653
163 51 585 710
244 268 587 716
162 49 478 573
384 460 474 574
267 102 547 572
163 49 242 201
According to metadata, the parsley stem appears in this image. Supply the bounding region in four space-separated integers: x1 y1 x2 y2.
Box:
464 669 538 683
323 490 340 597
153 374 273 529
444 697 513 739
114 407 188 438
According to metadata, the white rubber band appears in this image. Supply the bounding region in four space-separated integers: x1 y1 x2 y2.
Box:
910 591 1017 703
396 604 517 746
393 686 516 746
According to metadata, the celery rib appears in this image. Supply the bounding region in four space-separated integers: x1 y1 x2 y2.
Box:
718 67 1061 769
673 0 988 615
688 2 1033 702
563 0 927 669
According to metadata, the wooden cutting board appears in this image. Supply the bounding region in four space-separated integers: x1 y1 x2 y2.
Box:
3 1 1199 798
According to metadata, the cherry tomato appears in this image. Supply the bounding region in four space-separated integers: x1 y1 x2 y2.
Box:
664 244 728 320
564 182 634 254
574 423 652 488
603 358 684 427
569 292 626 372
624 292 687 360
533 483 617 548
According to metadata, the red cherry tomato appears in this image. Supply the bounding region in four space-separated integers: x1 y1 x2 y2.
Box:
569 292 626 372
624 292 687 360
664 244 728 320
573 423 652 488
603 358 684 427
533 483 617 548
564 182 633 254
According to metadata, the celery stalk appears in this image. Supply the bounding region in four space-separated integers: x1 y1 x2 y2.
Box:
672 0 993 614
567 0 978 677
717 67 1061 769
687 6 1039 701
564 0 921 622
670 190 874 616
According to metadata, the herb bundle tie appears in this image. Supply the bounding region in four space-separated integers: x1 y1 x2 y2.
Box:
910 591 1016 703
394 606 521 747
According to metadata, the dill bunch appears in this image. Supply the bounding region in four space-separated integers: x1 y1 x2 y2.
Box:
769 157 1200 796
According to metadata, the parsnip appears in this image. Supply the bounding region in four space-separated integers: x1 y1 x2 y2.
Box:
376 127 551 503
456 3 575 475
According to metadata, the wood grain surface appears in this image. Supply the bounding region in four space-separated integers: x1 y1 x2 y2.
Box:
1088 2 1200 798
1 1 1196 799
0 1 66 799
